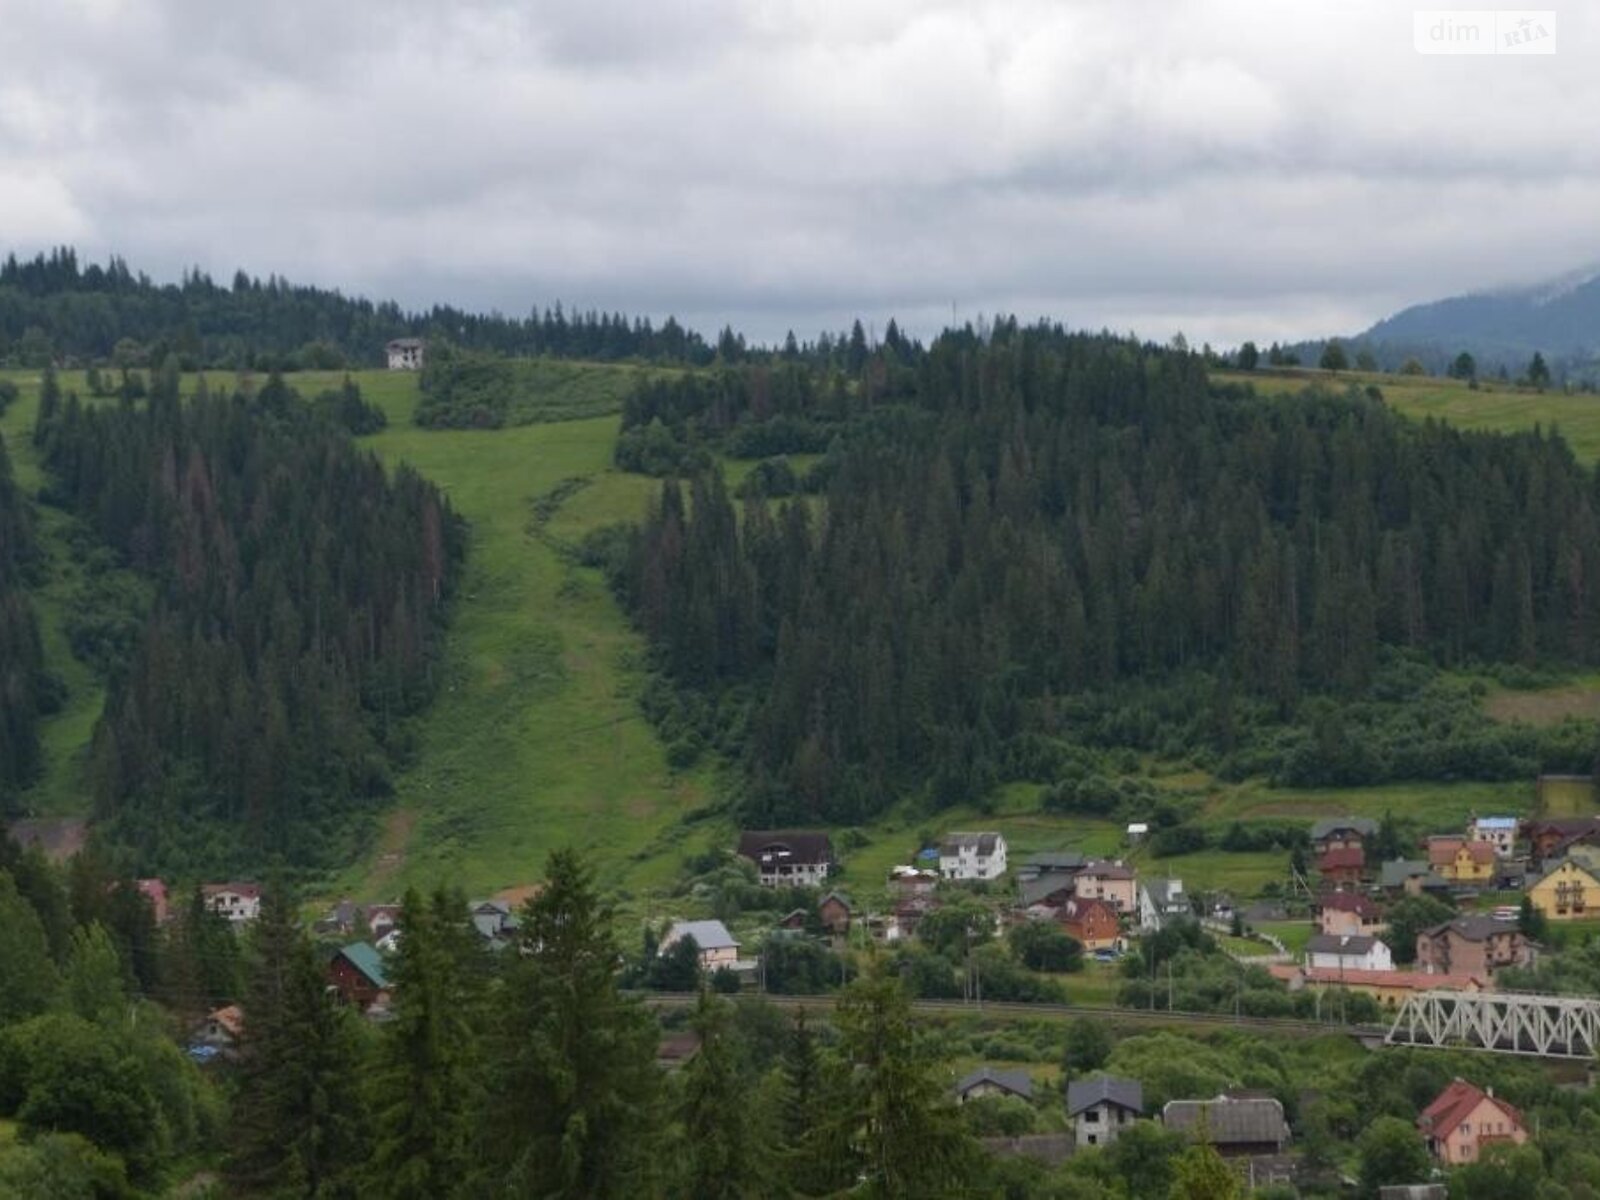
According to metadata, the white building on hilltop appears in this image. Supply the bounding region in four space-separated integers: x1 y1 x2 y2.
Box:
386 338 425 370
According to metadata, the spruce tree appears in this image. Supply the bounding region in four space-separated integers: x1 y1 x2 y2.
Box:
487 849 663 1198
367 888 482 1199
830 963 980 1198
676 990 768 1199
228 876 369 1197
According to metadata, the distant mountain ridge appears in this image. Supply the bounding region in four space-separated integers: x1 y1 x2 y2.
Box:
1362 266 1600 361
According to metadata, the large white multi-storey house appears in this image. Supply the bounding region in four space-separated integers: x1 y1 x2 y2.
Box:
939 831 1008 882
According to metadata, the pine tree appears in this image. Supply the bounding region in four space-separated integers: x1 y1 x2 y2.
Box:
487 849 663 1198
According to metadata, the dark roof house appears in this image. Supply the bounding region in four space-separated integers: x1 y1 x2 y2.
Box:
955 1066 1034 1102
737 831 835 884
1162 1095 1290 1156
1067 1077 1144 1118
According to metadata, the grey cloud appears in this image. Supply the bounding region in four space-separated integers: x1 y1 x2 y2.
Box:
2 0 1597 348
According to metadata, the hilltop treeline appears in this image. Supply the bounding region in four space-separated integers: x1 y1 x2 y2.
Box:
0 247 718 370
0 435 53 806
617 326 1600 824
32 369 465 871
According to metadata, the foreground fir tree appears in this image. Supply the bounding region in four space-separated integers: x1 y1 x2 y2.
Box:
781 1007 856 1198
831 963 981 1198
228 877 370 1198
675 989 772 1199
367 887 485 1199
487 849 662 1198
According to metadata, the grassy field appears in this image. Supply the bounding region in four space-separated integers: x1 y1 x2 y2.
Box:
0 375 118 815
1254 921 1314 955
323 373 723 905
1215 367 1600 463
1485 674 1600 726
1537 776 1598 816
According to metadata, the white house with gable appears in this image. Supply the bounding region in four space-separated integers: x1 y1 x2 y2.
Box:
385 338 425 370
939 832 1008 882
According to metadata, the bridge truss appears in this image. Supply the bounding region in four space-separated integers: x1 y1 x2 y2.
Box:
1386 990 1600 1059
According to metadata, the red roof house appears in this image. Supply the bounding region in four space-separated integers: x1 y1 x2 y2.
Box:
1418 1078 1527 1165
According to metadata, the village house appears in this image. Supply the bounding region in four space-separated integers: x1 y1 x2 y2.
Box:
328 942 390 1012
1418 1078 1528 1165
469 900 519 950
1137 878 1190 932
1426 836 1495 884
1378 859 1451 898
737 830 835 887
1523 816 1600 864
661 919 741 971
887 865 939 897
1068 1077 1144 1149
1415 915 1532 978
1017 850 1086 883
196 1005 243 1053
385 337 424 369
818 891 852 935
1310 817 1378 855
1162 1094 1291 1158
1060 896 1122 951
1073 860 1137 912
954 1066 1033 1104
201 882 262 926
1305 933 1394 973
1469 816 1518 858
1316 846 1366 888
1019 872 1077 915
1317 891 1385 938
1527 858 1600 921
939 832 1008 882
1270 965 1485 1007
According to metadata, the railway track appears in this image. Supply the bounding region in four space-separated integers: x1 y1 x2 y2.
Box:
639 992 1385 1041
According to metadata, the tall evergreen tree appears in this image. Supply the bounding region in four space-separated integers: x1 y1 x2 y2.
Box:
487 849 662 1198
228 876 369 1198
830 963 981 1198
367 887 482 1199
675 990 770 1199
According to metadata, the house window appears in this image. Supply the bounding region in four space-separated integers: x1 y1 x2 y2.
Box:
1087 1134 1098 1146
1084 1110 1100 1123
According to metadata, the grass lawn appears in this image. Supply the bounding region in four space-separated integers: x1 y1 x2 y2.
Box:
1148 848 1287 897
1215 367 1600 464
1540 777 1598 816
1063 961 1126 1007
1254 920 1314 955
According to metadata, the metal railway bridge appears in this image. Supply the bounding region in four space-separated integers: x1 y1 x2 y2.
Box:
1385 991 1600 1060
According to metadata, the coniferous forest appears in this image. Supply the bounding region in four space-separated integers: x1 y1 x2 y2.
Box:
30 368 465 872
0 247 718 370
616 325 1600 825
0 433 53 804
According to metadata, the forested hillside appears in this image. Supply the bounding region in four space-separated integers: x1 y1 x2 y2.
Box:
31 368 465 872
0 247 717 370
616 326 1600 825
0 430 53 806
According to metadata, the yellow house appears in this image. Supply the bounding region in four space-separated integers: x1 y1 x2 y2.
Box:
1527 859 1600 921
1427 837 1495 884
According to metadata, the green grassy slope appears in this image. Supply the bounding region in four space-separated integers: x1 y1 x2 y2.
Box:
0 376 113 816
326 373 719 904
1215 367 1600 462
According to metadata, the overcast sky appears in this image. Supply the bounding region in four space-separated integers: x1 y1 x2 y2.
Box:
2 0 1595 346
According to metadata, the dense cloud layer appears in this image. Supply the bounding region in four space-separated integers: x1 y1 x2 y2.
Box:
2 0 1596 345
